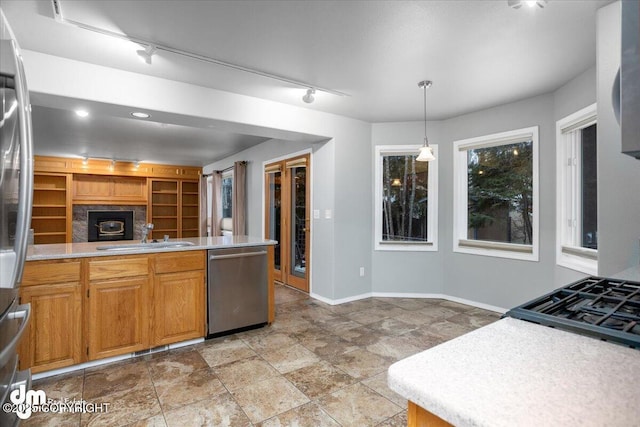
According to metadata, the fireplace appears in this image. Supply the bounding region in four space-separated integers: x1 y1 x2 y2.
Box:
88 210 134 242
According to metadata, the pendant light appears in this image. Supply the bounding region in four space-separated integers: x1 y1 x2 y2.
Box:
416 80 436 162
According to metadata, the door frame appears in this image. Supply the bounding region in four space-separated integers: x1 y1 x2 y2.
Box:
262 148 313 293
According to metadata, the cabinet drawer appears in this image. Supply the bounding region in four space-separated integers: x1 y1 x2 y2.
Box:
89 257 149 281
22 260 81 286
154 251 205 274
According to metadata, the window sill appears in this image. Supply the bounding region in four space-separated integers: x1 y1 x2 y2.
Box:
375 241 437 252
454 239 538 261
557 247 598 275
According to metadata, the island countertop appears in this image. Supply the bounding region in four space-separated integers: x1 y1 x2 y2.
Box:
388 317 640 427
26 235 277 261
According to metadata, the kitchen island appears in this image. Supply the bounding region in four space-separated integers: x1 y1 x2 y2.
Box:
21 236 276 375
388 317 640 427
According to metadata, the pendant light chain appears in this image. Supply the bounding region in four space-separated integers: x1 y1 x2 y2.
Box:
423 81 428 147
416 80 435 162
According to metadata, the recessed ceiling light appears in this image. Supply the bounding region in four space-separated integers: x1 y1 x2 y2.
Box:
131 112 151 119
75 110 89 117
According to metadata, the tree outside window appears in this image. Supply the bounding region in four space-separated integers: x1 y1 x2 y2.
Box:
467 141 533 245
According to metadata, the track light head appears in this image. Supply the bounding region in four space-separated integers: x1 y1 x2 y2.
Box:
302 88 316 104
136 45 157 64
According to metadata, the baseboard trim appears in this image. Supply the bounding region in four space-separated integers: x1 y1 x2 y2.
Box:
31 338 205 381
311 291 506 314
310 291 373 306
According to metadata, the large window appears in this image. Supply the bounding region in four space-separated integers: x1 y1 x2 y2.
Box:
374 145 438 251
556 104 598 274
453 127 539 261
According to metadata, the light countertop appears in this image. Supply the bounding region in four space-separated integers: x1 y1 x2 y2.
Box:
388 317 640 427
26 236 276 261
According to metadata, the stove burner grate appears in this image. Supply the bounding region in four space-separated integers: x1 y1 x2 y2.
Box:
505 277 640 349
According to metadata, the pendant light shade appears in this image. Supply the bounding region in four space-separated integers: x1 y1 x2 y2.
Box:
417 80 435 162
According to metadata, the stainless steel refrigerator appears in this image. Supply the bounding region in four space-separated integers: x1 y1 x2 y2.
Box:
0 8 34 427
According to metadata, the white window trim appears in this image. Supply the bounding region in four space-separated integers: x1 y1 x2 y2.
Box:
453 127 539 261
556 103 598 275
374 145 438 252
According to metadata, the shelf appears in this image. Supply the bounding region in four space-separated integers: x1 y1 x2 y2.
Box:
152 203 178 207
182 216 199 219
34 187 66 192
153 228 178 233
33 204 67 208
181 228 198 231
34 232 66 236
181 204 198 207
182 192 199 195
31 216 66 220
152 191 178 194
152 216 178 219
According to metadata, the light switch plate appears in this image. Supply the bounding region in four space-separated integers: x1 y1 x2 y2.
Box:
313 209 320 219
324 209 332 219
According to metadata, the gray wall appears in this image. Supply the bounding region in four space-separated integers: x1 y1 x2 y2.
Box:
596 2 640 275
370 121 446 294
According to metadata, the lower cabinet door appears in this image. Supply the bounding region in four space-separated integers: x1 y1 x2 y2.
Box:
153 270 205 346
88 277 149 360
19 283 82 373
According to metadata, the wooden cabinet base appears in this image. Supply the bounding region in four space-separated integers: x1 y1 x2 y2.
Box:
407 401 453 427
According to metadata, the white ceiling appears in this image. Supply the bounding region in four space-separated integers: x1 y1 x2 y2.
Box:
1 0 612 165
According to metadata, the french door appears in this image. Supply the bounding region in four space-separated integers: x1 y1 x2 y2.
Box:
264 154 310 292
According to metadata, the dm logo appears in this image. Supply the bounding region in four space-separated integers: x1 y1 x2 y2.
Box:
10 384 46 419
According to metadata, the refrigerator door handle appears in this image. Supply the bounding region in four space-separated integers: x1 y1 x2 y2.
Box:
0 304 31 366
12 37 34 287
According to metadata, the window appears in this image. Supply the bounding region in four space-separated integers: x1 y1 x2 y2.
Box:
556 104 598 274
453 127 539 261
374 145 438 251
221 171 233 218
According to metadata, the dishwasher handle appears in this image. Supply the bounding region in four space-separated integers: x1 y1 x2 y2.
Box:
209 251 267 261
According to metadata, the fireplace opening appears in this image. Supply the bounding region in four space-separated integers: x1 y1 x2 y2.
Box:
88 210 134 242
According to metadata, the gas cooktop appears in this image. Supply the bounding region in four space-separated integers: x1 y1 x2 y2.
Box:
505 277 640 349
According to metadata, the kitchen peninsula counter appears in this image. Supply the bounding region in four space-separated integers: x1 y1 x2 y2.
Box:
388 317 640 427
26 235 276 261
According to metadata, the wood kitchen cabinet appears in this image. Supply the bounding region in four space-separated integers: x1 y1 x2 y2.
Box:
152 251 206 346
86 256 150 360
19 259 82 373
73 174 147 204
148 178 200 239
31 173 72 244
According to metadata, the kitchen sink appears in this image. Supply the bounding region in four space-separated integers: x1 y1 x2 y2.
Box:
96 241 196 251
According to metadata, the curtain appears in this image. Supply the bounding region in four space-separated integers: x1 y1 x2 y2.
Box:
199 175 208 236
232 161 247 235
211 172 222 237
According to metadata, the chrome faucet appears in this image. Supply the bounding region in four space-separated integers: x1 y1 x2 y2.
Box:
141 223 154 243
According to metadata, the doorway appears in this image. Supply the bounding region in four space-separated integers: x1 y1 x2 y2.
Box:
264 153 310 292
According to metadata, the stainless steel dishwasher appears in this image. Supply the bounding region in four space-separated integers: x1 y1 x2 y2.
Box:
207 246 268 336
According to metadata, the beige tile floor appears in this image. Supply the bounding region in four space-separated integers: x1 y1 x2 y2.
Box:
24 284 500 427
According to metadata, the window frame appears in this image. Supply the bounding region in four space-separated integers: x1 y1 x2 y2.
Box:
453 126 539 261
555 103 598 275
374 144 438 252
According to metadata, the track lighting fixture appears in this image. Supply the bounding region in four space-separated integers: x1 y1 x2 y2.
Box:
136 45 157 65
416 80 436 162
302 88 316 104
51 0 349 99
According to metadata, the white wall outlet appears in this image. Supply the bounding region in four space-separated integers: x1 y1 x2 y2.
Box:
325 209 332 219
313 209 320 219
359 267 365 277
